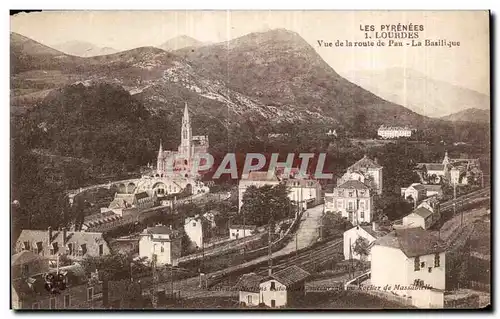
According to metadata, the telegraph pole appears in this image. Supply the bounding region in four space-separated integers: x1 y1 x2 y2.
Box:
151 254 158 309
268 217 273 276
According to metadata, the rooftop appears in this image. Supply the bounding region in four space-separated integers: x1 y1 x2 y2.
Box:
229 224 257 230
16 230 108 252
12 250 44 266
360 225 390 239
349 155 382 170
374 228 446 257
143 225 175 235
242 171 279 182
409 183 426 191
417 163 445 171
235 272 265 292
337 180 370 190
411 207 434 219
264 265 310 287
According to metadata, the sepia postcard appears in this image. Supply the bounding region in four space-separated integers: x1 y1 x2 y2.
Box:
10 10 491 310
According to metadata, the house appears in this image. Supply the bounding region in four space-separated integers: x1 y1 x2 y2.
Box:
203 211 218 229
343 222 389 261
184 215 210 250
337 155 383 195
402 206 440 230
108 192 155 216
326 129 337 137
371 228 447 308
239 171 322 211
12 263 104 309
235 272 265 307
422 185 443 199
229 225 257 240
324 180 373 225
139 225 181 266
259 265 310 308
81 211 123 231
416 163 447 184
401 183 427 203
15 227 111 261
377 125 414 139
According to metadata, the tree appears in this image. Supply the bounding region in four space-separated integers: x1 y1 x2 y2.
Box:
239 183 295 227
352 236 370 261
322 212 353 238
81 253 149 282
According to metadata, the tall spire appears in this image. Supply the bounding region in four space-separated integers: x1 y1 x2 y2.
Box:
158 139 163 158
183 102 189 122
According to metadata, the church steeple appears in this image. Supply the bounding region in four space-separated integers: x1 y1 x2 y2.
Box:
183 102 190 124
158 139 163 158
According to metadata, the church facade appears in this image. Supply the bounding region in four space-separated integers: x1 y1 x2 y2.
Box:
156 103 209 179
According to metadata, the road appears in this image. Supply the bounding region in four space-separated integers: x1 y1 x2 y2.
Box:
150 203 327 300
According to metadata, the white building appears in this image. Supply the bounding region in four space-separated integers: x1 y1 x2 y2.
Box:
259 265 310 308
139 225 181 266
229 225 257 240
401 183 427 203
343 223 389 261
238 171 322 211
371 228 446 308
377 125 413 139
337 155 383 195
324 180 373 225
184 215 208 250
402 200 441 230
236 273 264 307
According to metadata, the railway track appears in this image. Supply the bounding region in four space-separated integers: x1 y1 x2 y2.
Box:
440 187 490 212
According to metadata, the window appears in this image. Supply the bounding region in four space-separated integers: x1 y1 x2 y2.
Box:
50 242 59 255
420 262 425 268
87 287 94 301
348 202 353 210
192 222 197 227
99 244 103 256
161 246 164 253
349 192 354 197
23 241 30 251
360 211 365 219
414 257 420 271
32 302 40 309
64 295 71 308
81 244 87 256
428 267 432 273
50 298 56 309
247 295 252 304
22 264 29 277
360 201 365 209
270 282 276 291
434 253 440 267
36 242 43 254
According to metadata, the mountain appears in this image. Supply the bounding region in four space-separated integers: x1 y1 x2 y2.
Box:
12 30 446 133
158 35 202 51
52 40 118 57
343 68 490 118
440 108 490 123
172 29 430 130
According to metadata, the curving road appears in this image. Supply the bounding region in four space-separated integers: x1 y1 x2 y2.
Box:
149 203 326 301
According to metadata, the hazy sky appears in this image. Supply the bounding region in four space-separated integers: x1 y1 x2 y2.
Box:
11 11 489 94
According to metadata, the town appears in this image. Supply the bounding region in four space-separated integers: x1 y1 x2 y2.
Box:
12 105 490 309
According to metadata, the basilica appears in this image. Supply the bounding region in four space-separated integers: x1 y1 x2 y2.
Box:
156 103 209 179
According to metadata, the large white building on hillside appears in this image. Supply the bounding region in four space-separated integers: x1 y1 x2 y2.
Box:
377 125 414 139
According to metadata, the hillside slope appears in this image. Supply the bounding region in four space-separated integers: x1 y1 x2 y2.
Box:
441 108 490 123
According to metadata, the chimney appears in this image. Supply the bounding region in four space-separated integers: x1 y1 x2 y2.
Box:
62 227 67 244
374 157 378 165
372 221 378 232
48 226 53 244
